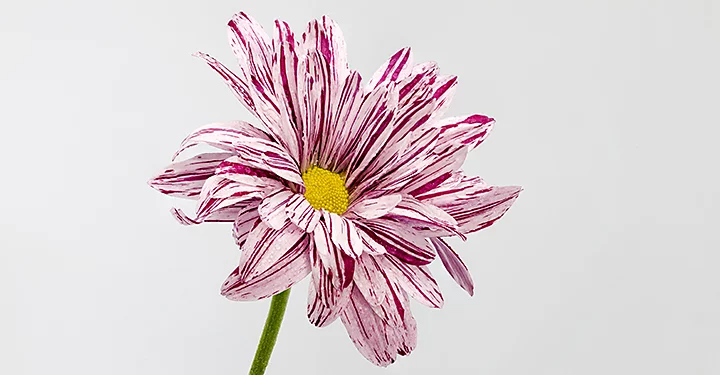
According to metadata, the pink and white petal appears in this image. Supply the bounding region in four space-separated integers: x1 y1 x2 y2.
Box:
313 217 355 288
187 177 266 224
237 221 306 281
325 71 363 171
170 205 245 226
303 17 349 83
299 51 334 168
395 307 417 357
348 193 402 220
233 202 261 246
387 195 462 238
307 278 352 327
257 189 293 229
361 219 436 265
353 254 407 328
377 254 444 308
367 47 413 91
149 152 233 198
271 20 302 159
340 287 398 367
286 194 321 232
431 238 474 296
355 224 387 255
325 212 363 257
435 114 495 152
173 121 270 159
221 236 311 301
193 53 257 117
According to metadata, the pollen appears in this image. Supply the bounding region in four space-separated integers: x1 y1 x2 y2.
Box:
302 166 349 215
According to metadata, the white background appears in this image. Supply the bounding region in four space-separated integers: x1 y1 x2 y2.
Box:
2 0 719 374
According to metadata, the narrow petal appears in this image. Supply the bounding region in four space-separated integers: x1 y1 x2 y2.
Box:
233 203 261 246
257 189 293 229
286 194 322 232
193 52 257 117
377 254 444 308
431 238 474 296
192 174 279 223
325 71 363 171
355 224 387 255
361 219 435 265
367 47 413 90
221 236 311 301
348 193 402 220
149 152 233 198
172 121 270 159
326 212 363 257
313 216 355 288
416 175 522 234
387 195 462 238
237 221 306 281
271 20 302 160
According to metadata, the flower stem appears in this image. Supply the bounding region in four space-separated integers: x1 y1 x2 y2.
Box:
248 288 291 375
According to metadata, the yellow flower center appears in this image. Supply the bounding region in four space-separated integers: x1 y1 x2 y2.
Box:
302 166 349 215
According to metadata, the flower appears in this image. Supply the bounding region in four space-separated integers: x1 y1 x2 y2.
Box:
149 11 521 366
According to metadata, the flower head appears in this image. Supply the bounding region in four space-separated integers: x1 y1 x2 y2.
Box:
149 11 521 366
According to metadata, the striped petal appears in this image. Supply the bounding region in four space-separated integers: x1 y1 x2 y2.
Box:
325 211 363 257
387 195 462 238
221 235 311 301
361 219 435 265
149 152 233 198
355 224 387 255
286 194 321 232
416 174 522 234
348 193 402 220
235 221 306 282
172 121 270 159
257 189 293 229
313 217 355 288
340 286 417 366
271 20 302 159
193 53 257 118
367 47 413 91
233 203 261 247
377 254 444 308
431 238 474 296
307 276 351 327
353 254 407 327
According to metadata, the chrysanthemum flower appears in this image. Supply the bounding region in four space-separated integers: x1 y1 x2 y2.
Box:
149 12 521 367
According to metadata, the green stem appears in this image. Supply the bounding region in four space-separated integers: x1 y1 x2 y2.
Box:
248 288 291 375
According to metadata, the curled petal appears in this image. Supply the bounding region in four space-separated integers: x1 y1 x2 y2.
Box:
361 219 435 265
431 238 474 296
313 216 355 288
326 212 363 257
367 47 413 91
149 152 233 198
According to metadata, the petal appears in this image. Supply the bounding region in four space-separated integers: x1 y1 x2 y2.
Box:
170 204 245 226
340 287 416 366
237 221 306 281
172 121 270 159
353 254 407 328
326 212 363 257
348 193 402 220
324 71 363 171
387 195 462 238
193 52 257 117
377 254 444 308
149 152 233 198
361 219 436 265
257 189 294 229
307 276 351 327
313 216 356 289
233 202 261 246
221 236 311 301
286 194 322 232
417 175 522 234
193 175 276 223
431 238 474 296
367 47 413 91
271 20 302 159
355 224 387 255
